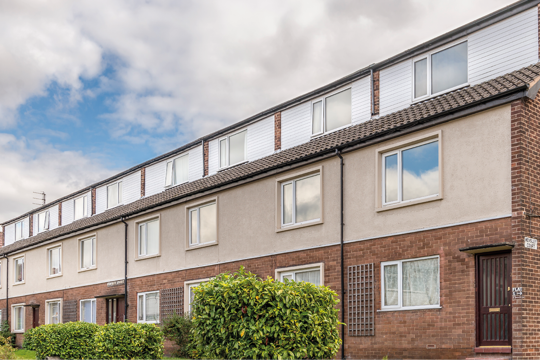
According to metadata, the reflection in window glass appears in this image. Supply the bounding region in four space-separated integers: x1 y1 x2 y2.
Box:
295 175 321 223
139 219 159 256
402 258 439 307
229 131 246 166
325 89 351 132
431 42 467 94
282 183 293 224
402 141 439 201
81 238 95 269
49 247 61 275
384 154 398 203
199 203 217 244
414 58 427 98
312 101 322 134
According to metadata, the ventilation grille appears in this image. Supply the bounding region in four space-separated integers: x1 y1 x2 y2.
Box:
348 263 375 336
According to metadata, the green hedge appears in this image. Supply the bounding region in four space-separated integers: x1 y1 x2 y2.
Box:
189 267 342 359
23 322 164 360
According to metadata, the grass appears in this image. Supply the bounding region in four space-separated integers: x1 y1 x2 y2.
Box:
14 349 36 359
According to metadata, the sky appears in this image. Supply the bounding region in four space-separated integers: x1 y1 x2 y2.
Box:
0 0 517 222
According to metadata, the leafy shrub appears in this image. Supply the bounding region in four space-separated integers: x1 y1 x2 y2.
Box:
189 267 342 360
161 312 193 358
94 322 164 359
0 335 18 359
0 321 16 347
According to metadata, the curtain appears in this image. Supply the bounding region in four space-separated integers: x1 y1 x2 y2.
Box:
402 258 439 307
296 270 320 286
384 265 398 306
146 293 159 322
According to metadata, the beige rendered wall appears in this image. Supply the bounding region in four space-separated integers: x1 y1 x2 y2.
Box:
1 104 511 296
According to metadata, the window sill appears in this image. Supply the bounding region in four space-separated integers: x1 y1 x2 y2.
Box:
377 195 442 212
13 282 25 286
12 330 24 334
47 274 62 279
412 83 469 104
378 306 441 312
276 220 323 233
105 203 124 211
218 160 249 172
186 242 218 251
310 122 353 139
474 346 511 354
135 254 161 261
78 267 97 273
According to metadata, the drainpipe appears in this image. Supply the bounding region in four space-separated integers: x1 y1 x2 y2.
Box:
335 149 345 360
121 217 128 321
2 255 8 327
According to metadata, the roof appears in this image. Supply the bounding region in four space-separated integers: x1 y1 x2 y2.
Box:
2 62 539 255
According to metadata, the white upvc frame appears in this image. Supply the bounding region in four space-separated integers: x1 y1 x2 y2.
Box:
79 236 96 271
137 217 160 258
188 201 217 248
47 244 62 278
381 138 440 207
37 210 50 233
80 298 97 323
164 152 190 188
13 255 25 285
412 39 469 102
137 291 159 324
11 304 25 333
280 173 321 228
74 194 88 220
106 181 123 209
275 262 325 285
218 129 248 169
15 221 24 241
310 86 352 137
45 298 63 324
380 255 441 311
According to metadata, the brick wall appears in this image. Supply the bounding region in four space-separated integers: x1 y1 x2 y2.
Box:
58 203 62 227
274 112 281 151
29 215 33 237
372 70 380 116
203 141 209 176
0 230 3 247
141 168 146 198
91 188 96 215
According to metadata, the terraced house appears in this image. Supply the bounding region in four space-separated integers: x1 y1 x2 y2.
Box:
3 0 540 358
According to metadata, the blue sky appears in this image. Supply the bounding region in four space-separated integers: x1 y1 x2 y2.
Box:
0 0 516 221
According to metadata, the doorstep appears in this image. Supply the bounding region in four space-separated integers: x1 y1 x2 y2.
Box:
474 346 512 354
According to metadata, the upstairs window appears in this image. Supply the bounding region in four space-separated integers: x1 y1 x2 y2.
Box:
107 182 123 209
165 154 189 187
80 299 96 323
14 257 24 284
188 202 217 247
414 41 468 100
80 237 96 270
48 246 62 276
74 195 88 220
138 291 159 323
38 210 50 233
281 173 321 227
219 130 246 168
312 88 351 136
138 219 160 257
15 221 23 241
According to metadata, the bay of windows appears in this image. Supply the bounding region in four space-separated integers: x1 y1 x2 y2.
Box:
189 202 217 246
165 154 189 187
219 130 246 168
80 299 96 323
138 291 159 323
312 88 351 136
138 219 159 257
281 173 321 227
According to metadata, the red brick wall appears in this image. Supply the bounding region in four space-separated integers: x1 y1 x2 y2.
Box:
91 188 96 215
141 168 146 198
58 202 62 227
372 70 380 116
203 141 209 176
29 215 33 237
0 230 3 247
274 112 281 151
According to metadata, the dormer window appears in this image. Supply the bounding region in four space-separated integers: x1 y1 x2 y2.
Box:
37 210 50 233
165 154 189 187
219 130 247 169
74 195 88 220
15 221 23 241
413 41 468 100
311 88 351 136
107 182 123 209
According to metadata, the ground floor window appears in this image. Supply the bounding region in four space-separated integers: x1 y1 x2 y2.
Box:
276 263 324 286
138 291 159 323
47 300 61 324
13 305 24 332
80 299 96 323
381 256 440 310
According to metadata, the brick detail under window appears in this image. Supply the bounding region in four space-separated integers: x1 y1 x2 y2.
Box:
58 203 62 227
274 112 281 151
141 168 146 198
372 70 380 116
29 215 33 237
348 263 375 336
91 188 97 215
203 141 209 177
63 300 77 323
160 287 184 321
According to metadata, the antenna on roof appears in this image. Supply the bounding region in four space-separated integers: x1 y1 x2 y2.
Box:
33 191 46 207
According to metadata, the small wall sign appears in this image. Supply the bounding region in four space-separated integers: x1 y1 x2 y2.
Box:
107 280 125 287
512 287 523 299
525 237 537 249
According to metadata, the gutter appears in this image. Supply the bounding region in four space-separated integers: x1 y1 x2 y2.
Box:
335 149 345 360
121 217 129 322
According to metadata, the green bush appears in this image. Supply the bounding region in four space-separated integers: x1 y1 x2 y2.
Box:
189 267 342 360
0 321 16 347
161 312 193 358
94 322 164 359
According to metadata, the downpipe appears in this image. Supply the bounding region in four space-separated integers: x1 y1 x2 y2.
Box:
335 149 345 360
121 217 128 321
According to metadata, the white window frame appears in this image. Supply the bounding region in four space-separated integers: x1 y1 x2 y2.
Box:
12 304 25 333
280 173 321 228
412 40 468 102
381 138 440 207
137 291 159 324
74 195 88 220
13 255 25 285
37 210 50 233
218 129 247 169
47 245 62 277
106 181 123 209
137 217 160 258
184 278 210 314
310 86 352 137
15 221 23 241
380 255 441 311
164 153 189 188
79 236 96 271
188 201 217 248
45 299 62 324
80 299 97 323
275 263 324 285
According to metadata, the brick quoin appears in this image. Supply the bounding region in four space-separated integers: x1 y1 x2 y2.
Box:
372 70 380 116
58 203 62 227
141 167 146 198
274 112 281 151
203 141 209 177
0 230 3 248
28 215 33 237
91 188 96 215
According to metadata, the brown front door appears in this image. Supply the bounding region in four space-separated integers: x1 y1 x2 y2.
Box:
477 252 512 346
32 307 39 328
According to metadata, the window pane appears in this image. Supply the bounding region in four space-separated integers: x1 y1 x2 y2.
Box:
82 239 94 268
282 274 293 281
147 220 159 255
50 248 61 275
414 58 427 98
75 197 84 220
83 196 87 217
138 295 144 321
385 154 398 203
50 303 60 324
118 182 123 204
325 89 351 132
139 224 146 255
92 301 96 323
165 161 173 186
431 42 467 94
38 213 45 232
190 209 198 245
282 183 293 224
107 184 118 208
200 203 217 244
145 293 159 322
174 155 189 185
402 258 439 307
312 101 322 134
295 270 320 286
219 139 227 168
295 175 320 223
15 259 23 282
384 264 398 306
15 307 23 330
16 222 22 240
82 301 92 322
402 141 439 201
229 131 246 166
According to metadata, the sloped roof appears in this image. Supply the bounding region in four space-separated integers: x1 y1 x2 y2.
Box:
2 63 539 255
